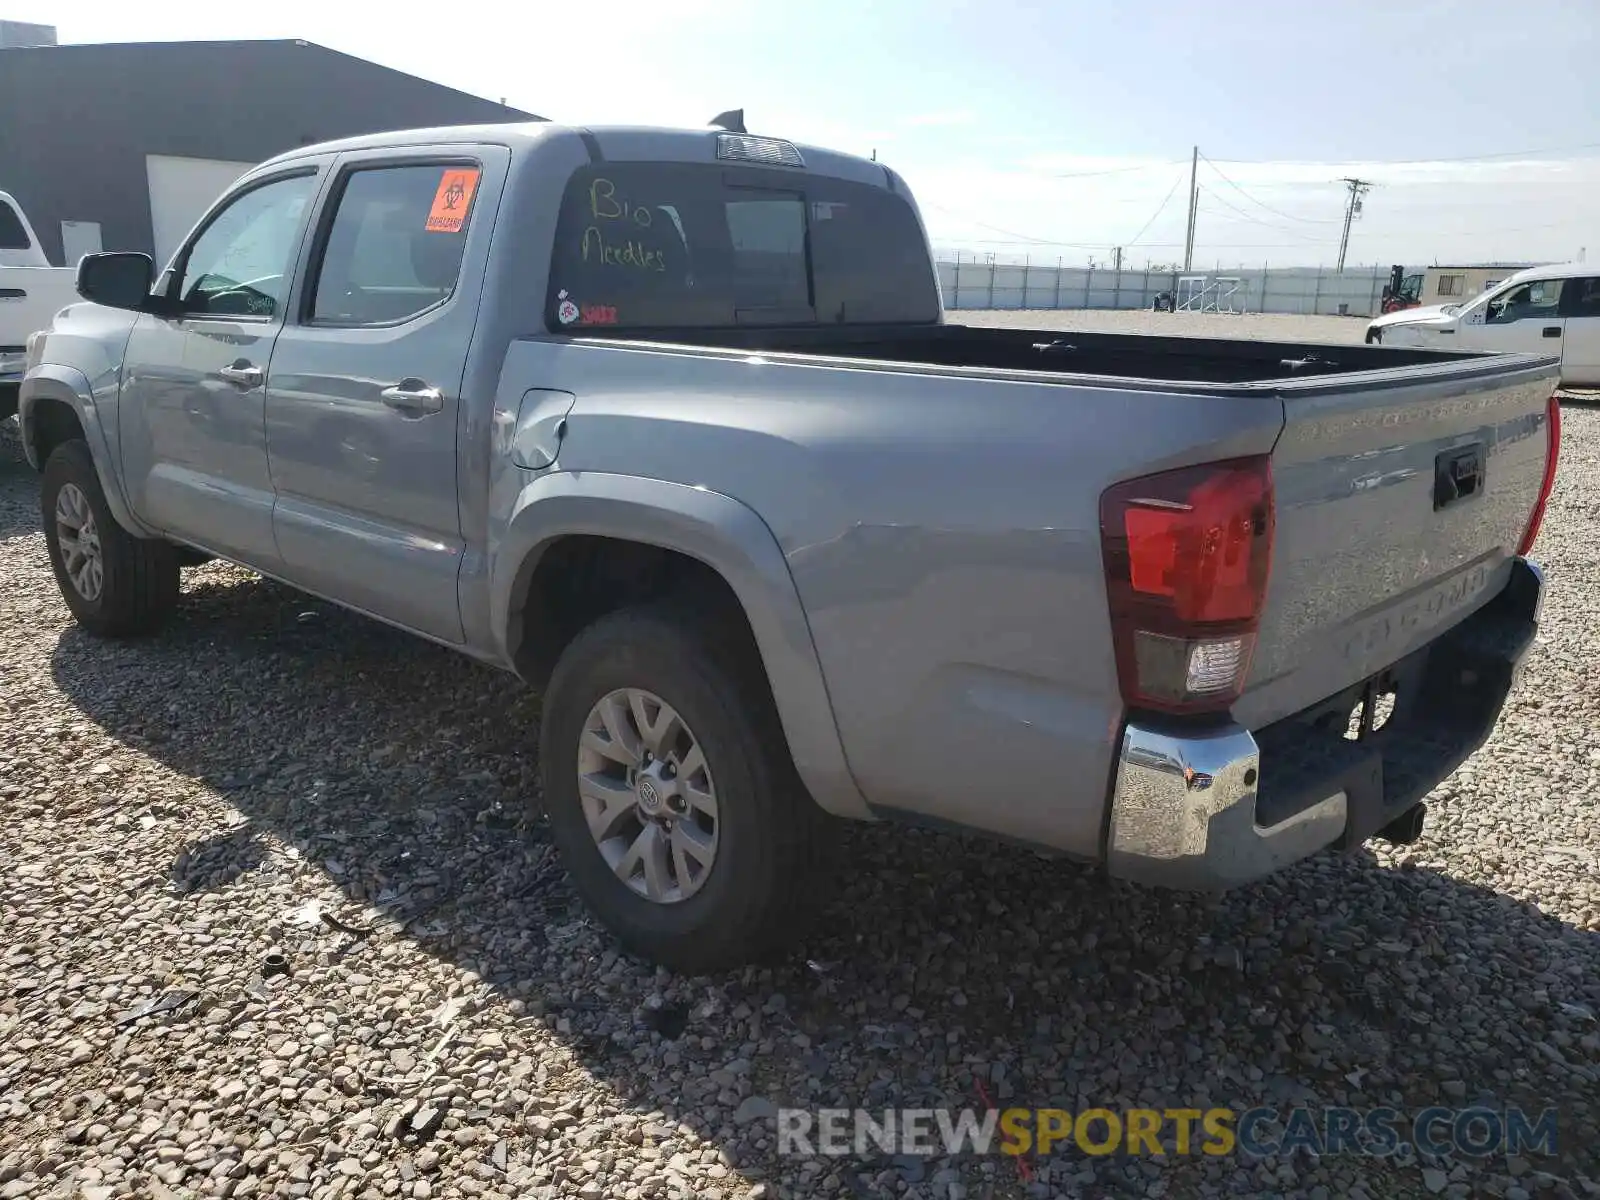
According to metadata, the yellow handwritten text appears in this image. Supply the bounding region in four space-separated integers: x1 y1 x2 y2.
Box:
581 227 666 272
588 178 654 227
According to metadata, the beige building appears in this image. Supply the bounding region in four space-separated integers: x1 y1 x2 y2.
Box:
1419 264 1542 307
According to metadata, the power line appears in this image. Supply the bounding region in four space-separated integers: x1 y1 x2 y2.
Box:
1195 186 1332 244
921 160 1587 258
1124 171 1189 247
1046 160 1185 180
1210 140 1600 167
915 201 1080 247
1199 152 1340 224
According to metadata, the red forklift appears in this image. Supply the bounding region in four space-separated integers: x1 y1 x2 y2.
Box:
1381 264 1423 314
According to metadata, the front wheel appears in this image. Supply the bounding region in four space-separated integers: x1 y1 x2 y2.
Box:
41 439 180 637
538 601 826 972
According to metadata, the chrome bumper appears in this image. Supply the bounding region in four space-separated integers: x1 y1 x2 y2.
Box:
1107 722 1347 889
1106 556 1544 891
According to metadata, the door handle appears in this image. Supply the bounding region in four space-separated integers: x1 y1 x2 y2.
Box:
380 379 444 416
1543 326 1563 338
218 361 263 388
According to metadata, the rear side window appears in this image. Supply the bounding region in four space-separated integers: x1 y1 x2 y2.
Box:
0 199 31 250
723 196 809 310
310 163 478 326
1563 276 1600 318
545 163 939 331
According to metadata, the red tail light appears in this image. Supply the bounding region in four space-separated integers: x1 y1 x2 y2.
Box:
1516 395 1561 558
1100 456 1274 714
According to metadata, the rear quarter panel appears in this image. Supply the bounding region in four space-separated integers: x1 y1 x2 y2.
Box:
542 341 1286 857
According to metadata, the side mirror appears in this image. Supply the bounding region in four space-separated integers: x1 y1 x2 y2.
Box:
76 252 155 311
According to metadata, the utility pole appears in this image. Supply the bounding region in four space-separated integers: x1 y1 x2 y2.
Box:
1336 177 1373 273
1113 246 1123 272
1182 145 1198 272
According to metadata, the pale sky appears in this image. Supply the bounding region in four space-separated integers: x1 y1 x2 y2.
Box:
15 0 1600 268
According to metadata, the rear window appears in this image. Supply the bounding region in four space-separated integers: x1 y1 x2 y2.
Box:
0 200 29 250
545 163 939 331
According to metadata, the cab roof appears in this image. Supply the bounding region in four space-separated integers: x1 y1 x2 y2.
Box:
259 122 896 191
1494 261 1590 287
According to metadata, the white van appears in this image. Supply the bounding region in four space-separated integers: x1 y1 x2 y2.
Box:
1366 262 1600 386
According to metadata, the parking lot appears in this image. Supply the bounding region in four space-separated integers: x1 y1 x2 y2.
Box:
1 311 1598 1200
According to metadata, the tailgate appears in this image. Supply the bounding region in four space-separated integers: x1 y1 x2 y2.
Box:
1233 354 1558 731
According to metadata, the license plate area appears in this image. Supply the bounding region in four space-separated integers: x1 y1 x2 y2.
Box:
1434 443 1485 510
1252 566 1536 842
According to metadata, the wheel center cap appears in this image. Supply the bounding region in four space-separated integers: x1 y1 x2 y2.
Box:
637 776 663 812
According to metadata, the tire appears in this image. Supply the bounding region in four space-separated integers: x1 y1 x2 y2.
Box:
539 599 827 972
41 439 180 637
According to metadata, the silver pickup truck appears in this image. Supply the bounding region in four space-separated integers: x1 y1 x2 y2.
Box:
19 121 1561 971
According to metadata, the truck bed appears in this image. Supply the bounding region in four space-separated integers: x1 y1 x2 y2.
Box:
577 321 1486 386
538 314 1558 860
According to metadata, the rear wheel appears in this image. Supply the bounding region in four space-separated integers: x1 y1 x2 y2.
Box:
41 439 180 637
539 600 826 972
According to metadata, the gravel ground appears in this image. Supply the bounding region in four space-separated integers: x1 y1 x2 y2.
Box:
2 366 1599 1200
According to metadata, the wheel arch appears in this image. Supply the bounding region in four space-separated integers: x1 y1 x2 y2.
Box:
19 366 153 537
493 471 871 821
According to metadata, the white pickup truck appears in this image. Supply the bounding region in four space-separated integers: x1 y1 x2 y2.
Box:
1367 261 1600 387
1 191 79 420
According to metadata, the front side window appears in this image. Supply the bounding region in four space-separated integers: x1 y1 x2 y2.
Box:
1486 279 1563 324
310 163 478 326
177 173 318 319
545 162 939 330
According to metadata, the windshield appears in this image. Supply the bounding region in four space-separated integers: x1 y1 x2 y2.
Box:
545 163 940 331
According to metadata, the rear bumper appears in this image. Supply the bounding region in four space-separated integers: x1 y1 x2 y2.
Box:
1106 556 1542 890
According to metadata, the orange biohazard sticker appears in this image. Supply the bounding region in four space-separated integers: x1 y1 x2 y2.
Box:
426 168 480 233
